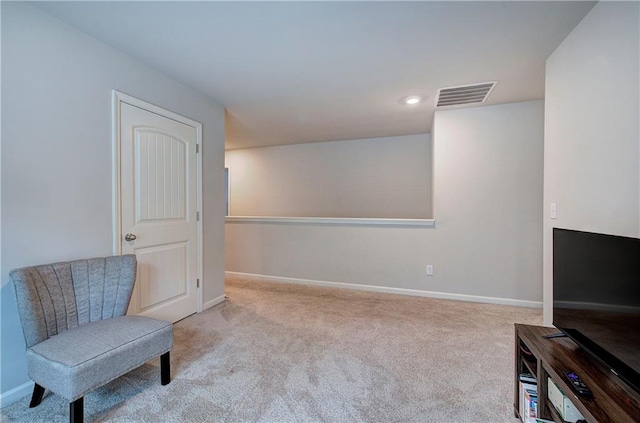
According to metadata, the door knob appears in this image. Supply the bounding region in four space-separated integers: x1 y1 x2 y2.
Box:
124 233 137 242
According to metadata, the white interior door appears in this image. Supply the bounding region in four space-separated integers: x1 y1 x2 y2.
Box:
118 98 200 323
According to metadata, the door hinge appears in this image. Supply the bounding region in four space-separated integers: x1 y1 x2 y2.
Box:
197 278 200 288
196 144 200 154
196 211 200 221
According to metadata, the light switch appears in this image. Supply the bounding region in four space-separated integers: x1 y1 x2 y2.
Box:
550 203 557 219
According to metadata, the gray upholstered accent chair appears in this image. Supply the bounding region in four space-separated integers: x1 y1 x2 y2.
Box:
10 255 174 423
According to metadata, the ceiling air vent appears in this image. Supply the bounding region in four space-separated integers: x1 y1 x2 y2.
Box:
436 81 497 108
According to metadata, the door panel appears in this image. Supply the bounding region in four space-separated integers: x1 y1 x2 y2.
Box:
120 102 198 323
136 131 186 221
135 242 187 310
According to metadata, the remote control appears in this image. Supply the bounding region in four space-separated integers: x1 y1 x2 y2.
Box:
564 370 593 397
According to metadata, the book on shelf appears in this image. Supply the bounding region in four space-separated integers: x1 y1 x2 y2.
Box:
519 372 537 384
523 387 538 423
519 381 538 423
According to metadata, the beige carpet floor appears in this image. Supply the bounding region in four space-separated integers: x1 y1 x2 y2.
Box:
1 274 542 422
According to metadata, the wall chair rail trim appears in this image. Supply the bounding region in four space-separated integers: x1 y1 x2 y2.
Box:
225 216 436 227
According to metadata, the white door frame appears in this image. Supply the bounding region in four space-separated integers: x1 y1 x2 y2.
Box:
112 90 204 313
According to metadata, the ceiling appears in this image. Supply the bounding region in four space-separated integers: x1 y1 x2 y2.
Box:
34 1 595 150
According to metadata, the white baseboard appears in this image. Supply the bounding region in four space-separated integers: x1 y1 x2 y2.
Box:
0 380 33 408
202 294 226 312
225 271 542 308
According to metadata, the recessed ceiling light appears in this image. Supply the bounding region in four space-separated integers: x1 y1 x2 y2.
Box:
404 96 421 105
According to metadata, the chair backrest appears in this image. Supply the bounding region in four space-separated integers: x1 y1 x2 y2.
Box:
10 255 137 348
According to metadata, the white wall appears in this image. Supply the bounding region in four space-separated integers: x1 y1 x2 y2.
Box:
543 2 640 325
226 134 432 219
226 101 543 306
0 2 226 402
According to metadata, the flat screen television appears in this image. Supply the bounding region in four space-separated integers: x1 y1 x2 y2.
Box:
553 228 640 394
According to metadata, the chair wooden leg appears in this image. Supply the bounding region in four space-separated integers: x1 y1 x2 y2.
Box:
161 351 171 385
70 397 83 423
29 383 45 408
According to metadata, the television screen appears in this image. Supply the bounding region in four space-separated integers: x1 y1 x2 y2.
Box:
553 228 640 393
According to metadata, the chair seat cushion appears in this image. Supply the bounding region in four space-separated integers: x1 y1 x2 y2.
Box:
27 315 173 401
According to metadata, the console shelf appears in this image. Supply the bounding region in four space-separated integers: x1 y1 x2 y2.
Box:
514 324 640 423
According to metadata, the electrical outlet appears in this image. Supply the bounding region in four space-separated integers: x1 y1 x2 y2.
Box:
426 265 434 276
